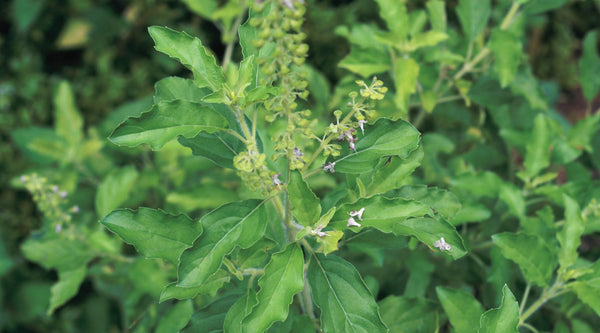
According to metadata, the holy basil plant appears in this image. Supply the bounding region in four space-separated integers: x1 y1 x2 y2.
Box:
100 1 467 332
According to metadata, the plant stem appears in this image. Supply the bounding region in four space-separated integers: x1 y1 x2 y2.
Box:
520 283 531 315
519 281 564 326
222 12 246 70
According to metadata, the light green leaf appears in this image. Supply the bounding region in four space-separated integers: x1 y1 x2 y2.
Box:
159 270 230 302
109 100 228 150
156 300 194 333
224 289 258 333
308 254 387 333
489 29 522 87
568 114 600 152
409 31 448 50
12 127 69 164
436 286 484 333
288 171 321 227
338 46 392 78
385 185 462 221
54 80 83 146
154 76 210 103
379 296 437 332
316 230 344 255
241 243 305 332
333 119 421 173
499 184 525 221
509 68 548 110
426 1 446 32
330 196 468 259
393 57 419 114
374 0 408 39
557 195 585 272
148 26 224 91
456 0 491 41
48 266 86 315
178 200 268 287
569 277 600 317
420 90 437 113
523 114 551 179
478 285 519 333
101 207 202 265
492 232 557 287
367 147 424 196
579 31 600 103
95 166 138 219
181 0 217 19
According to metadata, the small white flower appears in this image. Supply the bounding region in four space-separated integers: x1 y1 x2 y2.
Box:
349 207 365 221
311 226 327 237
72 205 80 213
52 185 59 193
272 173 283 189
55 224 62 233
59 190 68 199
358 119 367 135
347 216 361 227
433 237 451 251
20 175 26 183
323 162 335 173
293 147 304 157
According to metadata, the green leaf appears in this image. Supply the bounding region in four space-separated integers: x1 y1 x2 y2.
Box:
509 68 548 110
568 114 600 152
409 31 448 50
492 232 557 287
478 285 519 333
224 289 258 333
308 254 387 333
379 296 437 332
385 185 462 221
393 57 420 114
154 76 210 103
489 29 522 87
316 230 344 255
338 46 392 78
426 1 447 32
95 166 138 219
48 266 86 315
523 114 551 179
579 31 600 103
333 119 421 174
54 80 83 146
557 195 585 272
436 287 484 333
148 26 224 91
13 0 45 32
12 127 69 164
524 0 569 14
21 232 94 271
499 184 525 221
569 277 600 317
331 196 468 259
156 300 194 333
101 208 201 265
160 270 230 302
241 243 305 332
178 200 268 287
179 132 243 169
288 171 321 227
109 100 228 150
181 0 217 19
366 147 424 196
456 0 491 41
374 0 408 39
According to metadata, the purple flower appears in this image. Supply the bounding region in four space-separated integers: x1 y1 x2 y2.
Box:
323 162 335 173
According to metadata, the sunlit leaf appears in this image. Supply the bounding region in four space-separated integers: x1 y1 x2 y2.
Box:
456 0 491 41
478 285 519 333
288 171 321 227
95 166 138 219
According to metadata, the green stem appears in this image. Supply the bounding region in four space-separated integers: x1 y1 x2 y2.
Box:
519 281 565 326
222 12 246 70
520 283 531 315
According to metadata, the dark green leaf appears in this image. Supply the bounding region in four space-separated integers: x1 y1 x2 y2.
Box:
308 254 387 333
579 31 600 103
366 147 424 196
48 266 86 315
379 296 437 332
224 289 258 333
385 185 462 221
159 270 230 302
178 200 268 287
101 208 201 265
109 100 228 150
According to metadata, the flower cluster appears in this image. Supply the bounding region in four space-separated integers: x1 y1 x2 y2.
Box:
20 174 79 233
347 207 364 227
433 237 451 251
250 0 312 170
233 148 279 195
